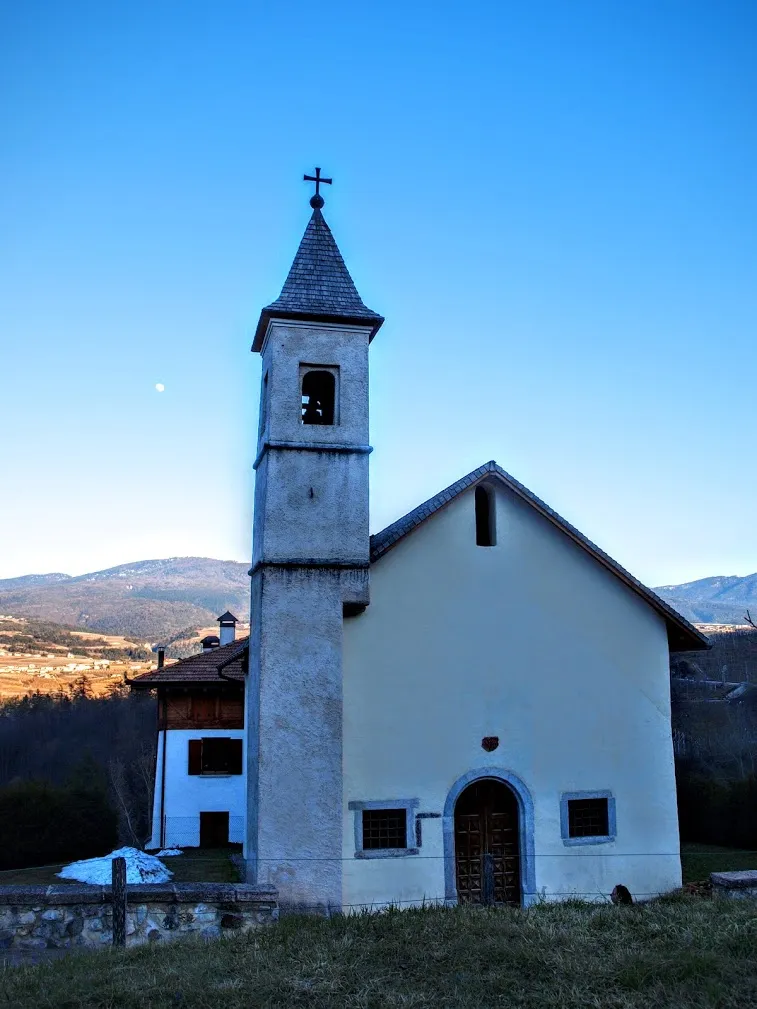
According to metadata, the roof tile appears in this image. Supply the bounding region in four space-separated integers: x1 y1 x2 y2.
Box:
129 637 249 687
252 208 383 350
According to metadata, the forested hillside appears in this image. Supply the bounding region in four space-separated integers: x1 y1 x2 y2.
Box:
0 684 157 865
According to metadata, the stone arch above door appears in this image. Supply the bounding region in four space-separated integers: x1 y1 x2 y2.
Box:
442 767 536 906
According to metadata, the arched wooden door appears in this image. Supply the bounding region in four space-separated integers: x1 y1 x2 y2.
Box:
454 778 521 905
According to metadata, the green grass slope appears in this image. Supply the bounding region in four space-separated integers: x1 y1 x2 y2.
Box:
5 898 757 1008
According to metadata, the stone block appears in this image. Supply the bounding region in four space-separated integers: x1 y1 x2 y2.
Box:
48 886 107 904
711 870 757 889
0 887 48 906
220 913 243 929
148 929 161 942
201 925 221 940
0 930 14 949
16 937 47 951
65 918 83 938
42 909 64 922
124 884 176 902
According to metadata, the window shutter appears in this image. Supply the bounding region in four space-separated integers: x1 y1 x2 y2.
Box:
228 739 243 775
188 739 202 775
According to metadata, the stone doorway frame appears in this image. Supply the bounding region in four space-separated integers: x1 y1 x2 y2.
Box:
443 767 536 907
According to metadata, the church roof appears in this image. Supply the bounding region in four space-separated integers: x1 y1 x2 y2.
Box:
252 207 384 351
129 637 249 688
370 461 710 653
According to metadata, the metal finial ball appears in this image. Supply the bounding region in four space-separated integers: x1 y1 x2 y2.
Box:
310 194 325 209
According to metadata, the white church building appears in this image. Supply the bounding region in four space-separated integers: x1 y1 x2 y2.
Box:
134 176 708 912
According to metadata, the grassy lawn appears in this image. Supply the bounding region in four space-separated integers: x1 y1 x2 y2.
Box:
0 848 242 887
4 898 757 1008
681 842 757 883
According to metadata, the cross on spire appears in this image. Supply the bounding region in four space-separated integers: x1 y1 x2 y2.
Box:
304 167 332 209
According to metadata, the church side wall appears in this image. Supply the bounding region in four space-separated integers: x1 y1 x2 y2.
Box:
342 483 679 908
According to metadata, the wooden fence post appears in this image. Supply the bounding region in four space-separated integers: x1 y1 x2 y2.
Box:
112 856 127 947
482 853 494 907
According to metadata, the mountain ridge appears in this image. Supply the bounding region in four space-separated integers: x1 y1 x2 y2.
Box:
0 557 250 640
654 573 757 626
2 558 756 639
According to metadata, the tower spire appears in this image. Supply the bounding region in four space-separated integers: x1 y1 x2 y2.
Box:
252 171 383 351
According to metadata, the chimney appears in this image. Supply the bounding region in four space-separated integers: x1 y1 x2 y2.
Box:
201 635 220 653
157 648 165 669
217 611 239 647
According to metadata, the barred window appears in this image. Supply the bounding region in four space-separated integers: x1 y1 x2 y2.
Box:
362 809 408 850
568 798 609 838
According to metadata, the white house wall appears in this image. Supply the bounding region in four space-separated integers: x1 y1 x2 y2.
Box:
148 728 245 849
342 480 680 909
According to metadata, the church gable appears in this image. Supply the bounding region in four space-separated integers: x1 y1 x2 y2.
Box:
364 478 667 665
370 461 708 653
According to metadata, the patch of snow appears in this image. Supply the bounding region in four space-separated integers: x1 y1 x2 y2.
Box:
154 848 183 857
56 847 173 885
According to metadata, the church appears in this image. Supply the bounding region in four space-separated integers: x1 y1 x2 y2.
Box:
133 172 709 913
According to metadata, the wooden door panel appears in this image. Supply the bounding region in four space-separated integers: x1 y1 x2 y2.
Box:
454 779 520 906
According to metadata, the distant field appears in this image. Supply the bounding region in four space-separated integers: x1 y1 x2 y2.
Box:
0 615 250 700
0 616 152 699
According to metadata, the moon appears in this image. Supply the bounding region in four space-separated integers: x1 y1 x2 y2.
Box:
155 383 165 393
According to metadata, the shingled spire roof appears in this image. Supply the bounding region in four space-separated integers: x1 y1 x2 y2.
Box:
252 207 384 351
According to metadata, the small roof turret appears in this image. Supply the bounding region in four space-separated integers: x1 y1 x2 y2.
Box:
200 634 220 654
217 611 238 625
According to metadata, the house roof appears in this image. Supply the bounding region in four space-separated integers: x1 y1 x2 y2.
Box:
217 611 238 624
129 637 249 688
252 207 384 351
370 460 710 653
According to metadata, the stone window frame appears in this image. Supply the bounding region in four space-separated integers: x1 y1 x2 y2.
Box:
348 798 420 859
560 790 616 846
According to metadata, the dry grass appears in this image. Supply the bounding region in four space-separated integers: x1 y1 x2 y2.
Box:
3 897 757 1008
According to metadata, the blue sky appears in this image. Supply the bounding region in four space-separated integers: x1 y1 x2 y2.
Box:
1 0 755 586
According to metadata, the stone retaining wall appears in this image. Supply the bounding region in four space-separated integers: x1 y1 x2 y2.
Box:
0 883 278 952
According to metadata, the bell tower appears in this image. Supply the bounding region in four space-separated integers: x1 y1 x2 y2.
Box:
246 171 383 912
